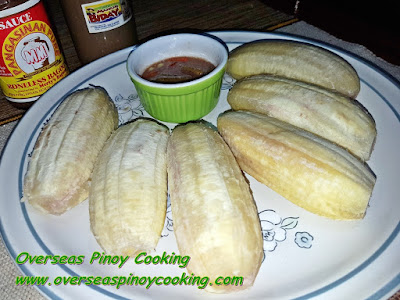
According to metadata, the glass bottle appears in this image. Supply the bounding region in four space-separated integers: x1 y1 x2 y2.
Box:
60 0 138 65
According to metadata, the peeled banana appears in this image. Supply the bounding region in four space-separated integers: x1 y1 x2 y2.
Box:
23 86 118 215
226 40 360 98
227 75 376 161
217 111 376 220
167 122 263 293
89 119 169 256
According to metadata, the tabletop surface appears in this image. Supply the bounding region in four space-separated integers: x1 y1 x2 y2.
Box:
0 0 399 299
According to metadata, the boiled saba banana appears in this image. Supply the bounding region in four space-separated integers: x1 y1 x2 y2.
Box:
167 122 263 293
217 111 376 220
23 86 118 215
227 75 376 161
226 40 360 98
89 119 169 256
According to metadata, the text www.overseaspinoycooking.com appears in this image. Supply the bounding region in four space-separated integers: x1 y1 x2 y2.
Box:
14 251 244 290
15 273 244 290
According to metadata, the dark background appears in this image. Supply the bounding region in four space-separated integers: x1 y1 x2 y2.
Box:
264 0 400 65
43 0 400 69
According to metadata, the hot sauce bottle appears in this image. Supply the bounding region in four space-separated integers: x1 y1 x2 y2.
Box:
60 0 138 65
0 0 69 109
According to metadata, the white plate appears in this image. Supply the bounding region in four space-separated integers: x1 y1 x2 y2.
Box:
1 31 399 300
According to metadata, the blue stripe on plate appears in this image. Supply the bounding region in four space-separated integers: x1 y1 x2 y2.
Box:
366 273 400 300
0 219 63 300
4 32 400 299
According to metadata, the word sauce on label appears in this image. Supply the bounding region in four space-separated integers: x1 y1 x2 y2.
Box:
0 1 68 102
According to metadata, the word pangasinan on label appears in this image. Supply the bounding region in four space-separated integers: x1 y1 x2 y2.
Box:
0 1 69 102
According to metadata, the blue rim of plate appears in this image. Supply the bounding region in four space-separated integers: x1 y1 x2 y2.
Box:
0 31 399 299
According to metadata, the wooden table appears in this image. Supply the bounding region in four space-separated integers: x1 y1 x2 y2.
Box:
46 0 296 72
0 0 295 124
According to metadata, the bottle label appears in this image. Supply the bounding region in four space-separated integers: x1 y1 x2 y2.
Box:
0 1 69 101
81 0 132 34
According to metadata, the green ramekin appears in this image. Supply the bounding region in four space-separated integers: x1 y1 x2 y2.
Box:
126 33 228 123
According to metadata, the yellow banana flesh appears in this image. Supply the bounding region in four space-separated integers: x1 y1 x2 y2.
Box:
226 40 360 98
89 119 169 256
217 111 376 220
167 122 263 293
227 75 376 161
23 86 118 215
